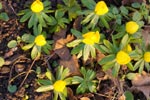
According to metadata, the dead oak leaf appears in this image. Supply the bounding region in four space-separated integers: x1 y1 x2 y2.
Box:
131 72 150 99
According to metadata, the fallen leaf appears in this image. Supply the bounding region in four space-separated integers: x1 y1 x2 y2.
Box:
119 94 126 100
122 0 145 5
131 71 150 99
68 87 78 100
80 97 90 100
59 55 80 76
142 26 150 48
0 66 10 74
55 47 71 60
53 29 67 41
73 16 82 30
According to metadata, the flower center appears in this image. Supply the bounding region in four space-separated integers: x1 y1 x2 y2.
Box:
34 35 46 46
31 0 44 13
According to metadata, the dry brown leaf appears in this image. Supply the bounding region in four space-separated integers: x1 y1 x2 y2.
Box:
0 66 10 74
96 50 105 62
53 29 67 41
55 47 71 60
142 26 150 48
80 97 90 100
68 87 78 100
73 16 82 30
131 72 150 99
59 55 80 76
122 0 145 5
132 72 150 86
118 94 126 100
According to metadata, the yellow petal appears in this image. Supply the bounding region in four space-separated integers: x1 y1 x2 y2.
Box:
126 21 139 34
31 0 44 13
123 44 132 53
144 52 150 62
94 1 109 16
116 51 131 65
34 35 46 46
53 80 66 92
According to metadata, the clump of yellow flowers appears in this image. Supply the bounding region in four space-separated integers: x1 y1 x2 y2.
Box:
94 1 109 16
126 21 139 34
34 35 46 46
53 80 66 92
31 0 44 13
116 51 131 65
144 52 150 63
82 31 100 45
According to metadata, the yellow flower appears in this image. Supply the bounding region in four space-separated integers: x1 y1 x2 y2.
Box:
123 44 132 53
82 31 100 45
126 21 139 34
53 80 66 92
144 52 150 62
31 0 44 13
94 1 109 16
34 35 46 46
116 51 131 65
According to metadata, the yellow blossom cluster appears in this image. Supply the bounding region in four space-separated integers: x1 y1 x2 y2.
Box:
82 31 100 45
53 80 66 92
31 0 44 13
34 35 46 46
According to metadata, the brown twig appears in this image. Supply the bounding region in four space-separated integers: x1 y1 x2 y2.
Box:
19 58 37 88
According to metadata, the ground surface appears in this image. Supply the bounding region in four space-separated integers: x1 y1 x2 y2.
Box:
0 0 149 100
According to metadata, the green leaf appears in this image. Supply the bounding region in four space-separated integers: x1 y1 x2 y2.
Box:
0 2 2 9
134 59 143 71
88 14 99 29
102 61 115 71
82 12 95 25
103 39 114 52
21 34 35 43
112 6 119 14
37 79 52 85
131 3 141 8
126 73 136 80
126 62 134 71
124 91 134 100
20 11 32 22
145 62 150 71
42 13 56 25
45 69 54 81
72 76 83 84
99 54 116 65
99 16 110 29
31 46 41 59
83 45 90 61
0 12 9 21
88 82 96 93
37 14 46 27
89 45 96 58
67 39 82 47
112 63 120 77
22 43 34 51
120 6 128 15
28 14 36 28
138 60 144 73
61 67 70 80
71 29 82 38
0 57 5 67
132 11 142 21
120 34 129 49
36 85 53 92
76 82 86 94
7 40 17 48
81 0 96 9
7 85 17 93
71 43 84 54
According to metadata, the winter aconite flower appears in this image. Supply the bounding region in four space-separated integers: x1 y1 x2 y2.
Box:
94 1 109 16
82 31 100 45
126 21 139 34
123 44 132 53
34 35 46 46
144 52 150 63
31 0 44 13
53 80 66 92
116 51 131 65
